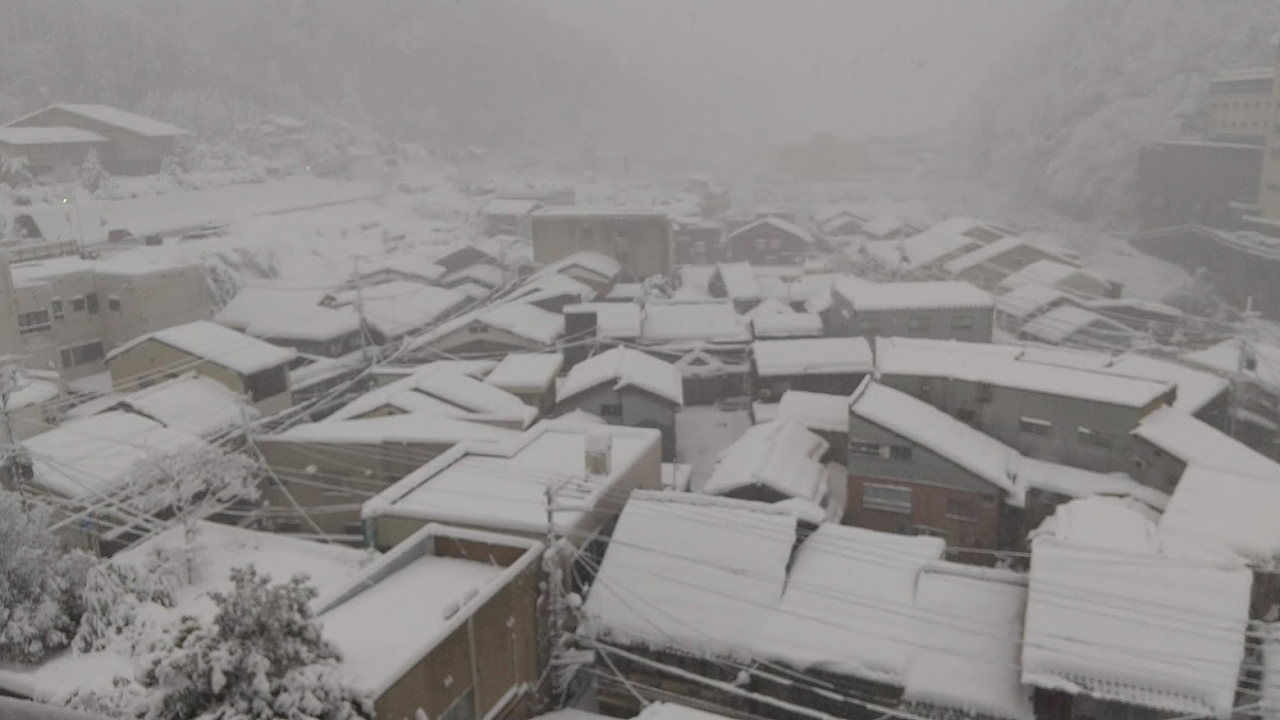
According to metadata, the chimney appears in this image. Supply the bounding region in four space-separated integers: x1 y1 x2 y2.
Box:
563 307 598 372
585 431 612 476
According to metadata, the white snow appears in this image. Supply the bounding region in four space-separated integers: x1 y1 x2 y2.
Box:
541 250 624 282
559 347 685 405
639 301 751 345
484 353 564 393
1102 354 1230 415
11 104 189 137
328 281 468 339
674 406 753 489
751 337 873 377
714 262 760 301
105 320 296 376
479 198 543 216
25 411 208 499
834 279 994 312
902 564 1034 720
998 259 1091 292
108 372 258 439
440 263 505 289
1022 497 1253 718
635 703 736 720
943 236 1038 275
1158 464 1280 565
995 283 1069 320
270 413 519 446
862 217 986 270
479 302 566 345
874 337 1174 408
1015 457 1169 511
565 302 643 340
214 285 328 332
1020 304 1126 344
775 390 850 434
1184 338 1280 391
751 312 824 339
0 127 107 145
1133 407 1280 478
701 420 830 504
727 216 815 245
327 365 536 426
248 304 362 344
860 215 910 239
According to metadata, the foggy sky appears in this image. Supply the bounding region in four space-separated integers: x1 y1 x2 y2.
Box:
539 0 1062 140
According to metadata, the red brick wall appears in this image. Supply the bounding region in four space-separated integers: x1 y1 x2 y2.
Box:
845 474 1001 550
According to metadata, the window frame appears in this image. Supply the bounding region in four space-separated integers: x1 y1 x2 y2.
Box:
17 310 51 335
1077 426 1113 448
1019 416 1052 436
108 296 122 312
85 293 100 314
71 296 87 312
945 497 979 522
906 315 932 335
862 483 912 514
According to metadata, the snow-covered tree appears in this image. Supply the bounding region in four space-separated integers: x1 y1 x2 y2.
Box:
80 147 109 193
128 445 260 542
0 491 95 662
138 566 373 720
73 563 141 653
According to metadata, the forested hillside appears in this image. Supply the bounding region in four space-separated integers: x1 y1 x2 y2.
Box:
948 0 1280 222
0 0 646 150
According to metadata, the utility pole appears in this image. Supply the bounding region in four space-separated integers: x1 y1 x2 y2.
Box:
351 255 373 349
0 356 32 504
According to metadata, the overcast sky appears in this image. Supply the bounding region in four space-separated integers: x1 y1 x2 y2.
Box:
539 0 1062 140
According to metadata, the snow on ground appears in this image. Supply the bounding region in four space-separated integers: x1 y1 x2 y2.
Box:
674 406 752 490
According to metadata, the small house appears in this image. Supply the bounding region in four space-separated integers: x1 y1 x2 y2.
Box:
407 302 565 358
750 336 873 402
726 216 815 266
531 207 674 280
830 279 995 343
325 366 538 429
700 419 832 510
97 371 258 441
537 250 624 296
750 310 825 339
104 320 296 414
861 217 1013 273
673 221 729 265
555 347 684 460
6 104 188 175
484 352 564 414
816 208 867 238
994 283 1073 327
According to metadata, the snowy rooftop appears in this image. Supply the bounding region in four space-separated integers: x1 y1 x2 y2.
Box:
874 337 1174 408
1022 497 1253 718
0 522 366 703
439 262 505 289
862 217 987 270
565 302 643 339
248 305 362 343
743 296 794 319
533 206 671 219
267 413 519 446
319 525 539 694
701 420 830 504
26 411 208 500
751 311 825 339
542 250 624 281
1158 464 1280 564
479 302 565 344
326 365 536 426
860 215 909 239
752 337 873 377
214 286 328 332
834 279 994 312
484 352 564 392
109 372 258 439
340 282 467 338
10 256 96 284
995 283 1069 320
998 259 1092 292
1102 354 1229 415
1133 407 1280 478
902 564 1034 720
753 524 945 685
714 261 760 301
1015 457 1169 511
1020 304 1129 344
558 347 684 406
364 422 661 536
8 104 189 137
775 390 851 434
0 127 107 145
942 235 1036 275
727 216 815 244
105 320 297 376
1183 338 1280 391
639 301 751 345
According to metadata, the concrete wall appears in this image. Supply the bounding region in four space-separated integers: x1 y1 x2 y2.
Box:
1136 142 1263 230
531 215 672 280
97 268 212 347
560 384 677 460
107 339 291 413
829 295 994 344
15 268 104 378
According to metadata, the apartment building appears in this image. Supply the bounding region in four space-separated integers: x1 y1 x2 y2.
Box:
0 253 211 379
1206 66 1274 145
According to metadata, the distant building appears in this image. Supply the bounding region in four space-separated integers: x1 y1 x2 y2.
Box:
554 347 684 460
531 207 673 280
726 217 815 266
943 237 1083 291
673 221 729 265
0 127 109 177
1206 66 1274 145
750 337 873 401
1135 140 1263 230
5 104 188 175
829 279 995 343
997 259 1120 300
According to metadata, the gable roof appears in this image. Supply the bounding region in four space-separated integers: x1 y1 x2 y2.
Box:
701 420 830 503
0 127 108 145
1132 407 1280 477
713 261 760 301
639 301 751 345
1019 304 1135 344
484 352 564 393
834 279 994 312
8 104 188 137
105 320 296 376
1158 464 1280 564
752 337 873 377
994 283 1070 320
728 216 815 245
109 372 257 439
558 347 684 405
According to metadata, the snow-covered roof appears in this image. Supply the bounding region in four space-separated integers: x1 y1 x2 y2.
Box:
9 256 95 284
701 420 830 504
214 286 328 332
105 320 296 376
753 524 945 684
249 305 362 343
730 216 816 244
874 337 1174 408
558 347 684 406
1101 354 1229 415
743 296 794 319
352 255 447 284
1015 457 1169 511
862 217 985 269
1210 66 1275 83
479 302 565 345
751 311 825 339
542 250 624 281
995 283 1069 320
1133 407 1280 477
319 527 528 694
1022 497 1253 718
565 302 643 340
998 259 1092 292
942 235 1035 275
751 337 873 377
484 352 564 393
364 422 662 536
325 367 536 427
510 272 597 305
902 564 1034 720
639 301 751 345
533 206 671 218
713 262 759 301
440 262 505 289
852 381 1020 497
267 413 519 446
7 104 189 137
26 412 209 499
0 127 107 145
834 279 994 312
8 375 60 412
1158 464 1280 565
479 197 542 216
1183 338 1280 391
861 215 909 239
109 372 257 439
581 492 799 658
1086 297 1184 319
774 390 849 433
1020 304 1132 344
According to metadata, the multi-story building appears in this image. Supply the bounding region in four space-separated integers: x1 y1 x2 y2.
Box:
1 254 212 380
1206 66 1274 145
530 207 673 280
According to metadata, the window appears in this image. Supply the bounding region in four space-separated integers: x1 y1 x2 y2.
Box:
849 440 884 458
1077 426 1113 448
17 310 51 335
907 316 931 334
108 296 121 312
60 340 105 368
858 318 880 334
245 366 288 401
51 298 63 320
1020 416 1052 436
945 498 978 522
975 382 994 402
950 314 974 330
863 483 912 513
599 403 623 418
956 408 976 424
889 444 913 461
71 296 86 312
440 688 475 720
